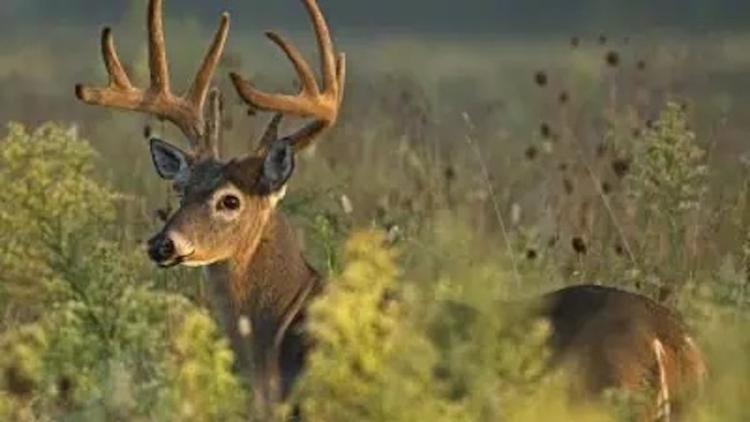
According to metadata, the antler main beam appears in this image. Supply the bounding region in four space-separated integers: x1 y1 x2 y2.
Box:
75 0 230 156
231 0 346 153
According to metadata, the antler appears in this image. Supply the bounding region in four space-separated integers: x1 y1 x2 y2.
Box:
75 0 230 158
230 0 346 153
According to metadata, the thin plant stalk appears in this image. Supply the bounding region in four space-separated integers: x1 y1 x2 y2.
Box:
462 112 522 287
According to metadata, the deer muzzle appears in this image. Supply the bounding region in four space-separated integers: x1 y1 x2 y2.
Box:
147 231 195 267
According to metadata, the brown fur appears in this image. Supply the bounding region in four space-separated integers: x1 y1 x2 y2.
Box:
540 285 706 418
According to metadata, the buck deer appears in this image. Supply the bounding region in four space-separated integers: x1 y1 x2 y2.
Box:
75 0 704 419
75 0 342 412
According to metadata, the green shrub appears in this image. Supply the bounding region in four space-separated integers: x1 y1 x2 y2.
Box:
164 311 247 422
626 102 708 297
628 102 707 214
0 123 118 317
296 230 466 421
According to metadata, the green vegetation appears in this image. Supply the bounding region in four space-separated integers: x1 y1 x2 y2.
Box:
1 112 748 420
0 124 244 421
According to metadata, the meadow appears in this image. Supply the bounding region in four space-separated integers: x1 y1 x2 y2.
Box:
1 13 750 420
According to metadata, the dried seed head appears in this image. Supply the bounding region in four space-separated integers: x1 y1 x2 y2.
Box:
614 242 625 256
526 249 538 260
658 286 673 302
637 60 647 71
571 237 588 254
143 124 152 139
601 181 612 194
611 158 631 179
570 36 580 48
559 90 570 104
525 145 539 160
534 71 548 87
540 122 552 138
444 165 456 182
563 178 574 194
605 50 620 67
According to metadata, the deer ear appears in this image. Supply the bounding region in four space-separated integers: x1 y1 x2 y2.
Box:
149 138 191 180
259 139 295 195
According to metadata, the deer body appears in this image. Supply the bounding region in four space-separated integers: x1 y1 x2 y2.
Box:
75 0 704 419
540 285 706 419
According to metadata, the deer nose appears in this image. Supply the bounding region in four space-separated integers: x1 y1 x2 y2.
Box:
147 234 176 263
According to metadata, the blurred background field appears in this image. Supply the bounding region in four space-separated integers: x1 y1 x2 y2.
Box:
1 0 750 420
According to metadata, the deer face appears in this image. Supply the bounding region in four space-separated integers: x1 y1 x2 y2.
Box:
146 138 295 268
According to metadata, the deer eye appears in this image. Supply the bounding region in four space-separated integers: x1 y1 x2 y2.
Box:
218 194 241 211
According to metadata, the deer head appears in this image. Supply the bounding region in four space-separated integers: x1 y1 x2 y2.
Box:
146 136 296 268
75 0 345 270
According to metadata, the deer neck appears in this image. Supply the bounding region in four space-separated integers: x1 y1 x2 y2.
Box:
200 210 318 407
205 210 318 325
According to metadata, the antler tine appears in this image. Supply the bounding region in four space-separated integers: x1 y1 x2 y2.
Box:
279 51 345 152
265 32 319 96
302 0 337 94
75 0 230 156
286 50 346 151
148 0 170 93
229 30 329 119
231 0 345 153
188 13 231 110
101 28 132 90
